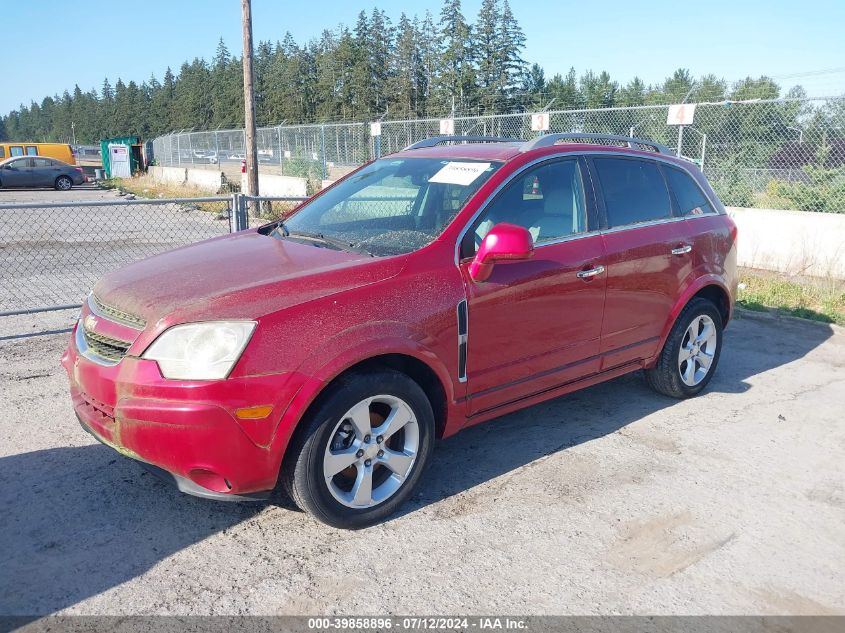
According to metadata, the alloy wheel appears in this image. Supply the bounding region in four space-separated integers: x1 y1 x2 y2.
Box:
322 395 419 509
678 314 717 386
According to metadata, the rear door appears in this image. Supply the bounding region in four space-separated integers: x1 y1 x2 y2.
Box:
30 157 59 187
589 155 692 369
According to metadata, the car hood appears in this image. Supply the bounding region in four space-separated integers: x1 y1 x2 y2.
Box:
93 230 407 327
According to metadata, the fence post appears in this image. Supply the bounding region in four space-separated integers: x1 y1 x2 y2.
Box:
277 125 283 170
231 193 248 232
320 125 328 180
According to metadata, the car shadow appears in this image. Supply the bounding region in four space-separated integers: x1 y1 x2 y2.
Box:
392 313 836 518
0 313 834 616
0 443 264 617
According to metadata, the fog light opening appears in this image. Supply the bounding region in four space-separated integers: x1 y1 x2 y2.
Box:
188 468 233 493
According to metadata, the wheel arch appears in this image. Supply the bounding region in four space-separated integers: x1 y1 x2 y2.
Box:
276 350 452 487
322 353 449 439
649 276 732 367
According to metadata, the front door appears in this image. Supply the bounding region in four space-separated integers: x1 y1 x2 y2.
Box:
1 158 31 187
459 158 606 416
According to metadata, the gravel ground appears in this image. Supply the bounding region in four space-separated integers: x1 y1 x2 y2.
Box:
0 309 843 616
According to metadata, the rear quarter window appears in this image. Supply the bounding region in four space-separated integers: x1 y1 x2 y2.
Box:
26 146 38 156
666 166 715 216
593 157 672 228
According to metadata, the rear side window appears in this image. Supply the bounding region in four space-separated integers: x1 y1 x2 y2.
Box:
26 146 38 156
666 167 715 216
32 158 52 167
594 158 672 228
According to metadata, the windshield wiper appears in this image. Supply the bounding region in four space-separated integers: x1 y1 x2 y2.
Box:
274 227 374 257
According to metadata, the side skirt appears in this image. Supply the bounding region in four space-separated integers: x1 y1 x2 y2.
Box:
460 360 643 430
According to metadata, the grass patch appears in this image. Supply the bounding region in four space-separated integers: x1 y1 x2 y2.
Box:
104 176 231 214
738 268 845 325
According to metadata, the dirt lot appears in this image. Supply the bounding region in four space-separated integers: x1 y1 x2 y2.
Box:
0 309 843 616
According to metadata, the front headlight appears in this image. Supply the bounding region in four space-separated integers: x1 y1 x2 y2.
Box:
143 321 256 380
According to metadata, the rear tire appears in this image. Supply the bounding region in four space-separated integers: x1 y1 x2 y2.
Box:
55 176 73 191
281 369 435 529
645 297 723 399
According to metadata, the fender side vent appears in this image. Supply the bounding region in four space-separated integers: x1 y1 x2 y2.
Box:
457 299 468 382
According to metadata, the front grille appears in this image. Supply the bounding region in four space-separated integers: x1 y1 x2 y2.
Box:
82 326 131 362
90 294 147 329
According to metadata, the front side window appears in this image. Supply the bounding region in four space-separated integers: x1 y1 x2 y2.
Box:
466 159 587 255
593 157 672 228
666 166 715 216
277 157 502 257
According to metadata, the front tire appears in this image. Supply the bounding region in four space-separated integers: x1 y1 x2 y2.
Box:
281 369 435 529
55 176 73 191
645 297 723 398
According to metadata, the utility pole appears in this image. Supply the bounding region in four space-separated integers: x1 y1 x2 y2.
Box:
241 0 259 201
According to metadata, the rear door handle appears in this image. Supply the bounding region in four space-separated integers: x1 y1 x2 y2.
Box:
576 265 605 279
671 244 692 255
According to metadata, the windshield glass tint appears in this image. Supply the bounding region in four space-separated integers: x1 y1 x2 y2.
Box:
282 158 501 256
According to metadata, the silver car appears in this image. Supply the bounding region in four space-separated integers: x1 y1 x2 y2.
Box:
0 156 85 190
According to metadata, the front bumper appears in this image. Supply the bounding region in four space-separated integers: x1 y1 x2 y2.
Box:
63 323 304 498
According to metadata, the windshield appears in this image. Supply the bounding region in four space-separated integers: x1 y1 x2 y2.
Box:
275 157 502 256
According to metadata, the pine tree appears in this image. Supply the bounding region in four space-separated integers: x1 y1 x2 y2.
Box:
436 0 475 114
388 14 425 117
497 0 526 110
547 68 582 109
418 11 440 114
475 0 501 112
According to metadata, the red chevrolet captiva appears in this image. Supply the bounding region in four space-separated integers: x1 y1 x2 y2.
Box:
63 134 738 528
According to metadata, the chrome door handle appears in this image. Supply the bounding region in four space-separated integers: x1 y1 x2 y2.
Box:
576 265 605 279
671 244 692 255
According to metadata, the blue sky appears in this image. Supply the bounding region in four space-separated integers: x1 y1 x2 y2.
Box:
1 0 843 114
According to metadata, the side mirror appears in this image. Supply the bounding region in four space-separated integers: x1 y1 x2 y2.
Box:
469 222 534 282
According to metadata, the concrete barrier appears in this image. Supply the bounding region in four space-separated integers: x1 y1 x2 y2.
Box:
148 165 186 186
186 168 224 192
242 173 308 197
728 206 845 279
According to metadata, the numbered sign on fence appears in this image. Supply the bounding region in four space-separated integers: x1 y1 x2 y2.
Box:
531 112 550 132
370 122 382 136
667 103 696 126
439 119 455 135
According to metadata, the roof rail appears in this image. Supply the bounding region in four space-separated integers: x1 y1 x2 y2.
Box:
403 135 523 151
520 133 674 156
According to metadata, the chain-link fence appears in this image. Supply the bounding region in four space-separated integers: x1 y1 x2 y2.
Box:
153 97 845 213
1 196 234 315
0 192 313 317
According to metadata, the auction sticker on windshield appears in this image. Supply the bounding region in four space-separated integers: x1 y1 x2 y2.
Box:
429 162 492 186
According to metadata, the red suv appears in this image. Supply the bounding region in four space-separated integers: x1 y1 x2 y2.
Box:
62 134 737 528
